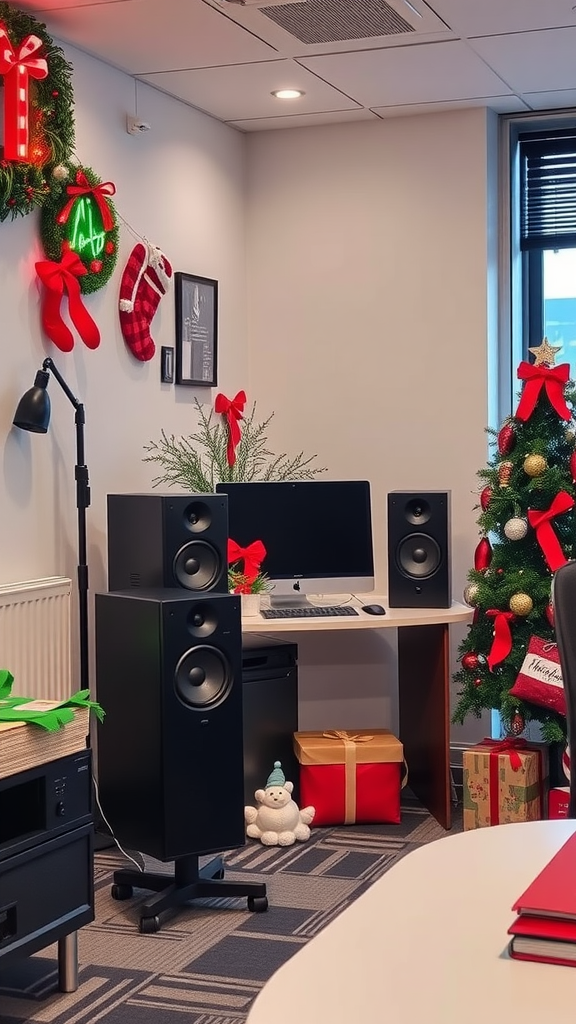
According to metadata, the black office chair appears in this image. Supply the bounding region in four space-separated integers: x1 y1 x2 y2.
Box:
551 561 576 818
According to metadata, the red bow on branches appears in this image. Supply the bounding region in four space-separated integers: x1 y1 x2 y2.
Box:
35 250 100 352
515 362 571 422
486 609 515 671
527 491 575 572
0 24 48 162
215 390 246 467
228 538 266 582
57 171 116 232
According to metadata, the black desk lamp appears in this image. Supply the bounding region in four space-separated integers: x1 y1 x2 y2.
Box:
13 357 91 692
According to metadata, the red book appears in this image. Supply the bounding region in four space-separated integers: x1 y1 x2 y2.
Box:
512 831 576 921
508 915 576 966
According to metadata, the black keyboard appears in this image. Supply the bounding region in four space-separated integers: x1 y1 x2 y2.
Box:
261 605 359 619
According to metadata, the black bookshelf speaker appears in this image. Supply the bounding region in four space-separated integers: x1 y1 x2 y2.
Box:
95 589 245 861
107 493 229 594
387 491 451 608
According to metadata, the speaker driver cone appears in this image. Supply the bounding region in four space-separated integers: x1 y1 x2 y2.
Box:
174 645 232 709
396 533 441 578
173 541 221 590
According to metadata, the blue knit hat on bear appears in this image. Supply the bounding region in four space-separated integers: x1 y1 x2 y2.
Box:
266 761 285 788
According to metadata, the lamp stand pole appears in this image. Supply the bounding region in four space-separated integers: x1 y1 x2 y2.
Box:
43 358 91 693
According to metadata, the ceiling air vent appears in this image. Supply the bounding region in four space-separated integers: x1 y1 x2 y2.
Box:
257 0 415 44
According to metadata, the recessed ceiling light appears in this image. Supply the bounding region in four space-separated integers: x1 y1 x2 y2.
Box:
272 89 305 100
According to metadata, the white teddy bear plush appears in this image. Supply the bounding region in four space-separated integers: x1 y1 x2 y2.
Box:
245 761 315 846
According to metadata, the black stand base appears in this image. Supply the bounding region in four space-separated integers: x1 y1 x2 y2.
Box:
111 854 268 932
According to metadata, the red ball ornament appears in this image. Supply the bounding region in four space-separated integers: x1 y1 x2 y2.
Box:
462 652 480 671
498 423 516 456
90 259 103 273
105 240 115 255
474 537 492 572
52 90 59 97
510 711 525 736
473 678 482 688
480 486 492 511
570 451 576 483
545 601 555 628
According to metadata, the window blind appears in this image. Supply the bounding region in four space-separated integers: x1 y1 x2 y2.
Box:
520 129 576 251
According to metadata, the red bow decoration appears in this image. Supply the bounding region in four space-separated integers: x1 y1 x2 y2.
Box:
486 609 515 671
228 538 266 583
527 491 575 572
481 736 528 771
0 25 48 162
515 362 571 422
35 250 100 352
215 390 246 467
57 171 117 233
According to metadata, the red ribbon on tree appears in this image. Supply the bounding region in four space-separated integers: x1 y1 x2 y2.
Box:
228 538 266 583
527 491 575 572
0 25 48 162
480 737 538 825
515 362 571 422
486 609 515 671
35 250 100 352
57 171 116 232
215 390 246 467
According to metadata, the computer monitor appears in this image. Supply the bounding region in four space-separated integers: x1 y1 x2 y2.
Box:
216 480 375 607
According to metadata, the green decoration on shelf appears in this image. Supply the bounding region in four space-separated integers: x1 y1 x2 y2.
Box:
0 2 75 222
144 396 327 492
40 162 119 293
0 669 104 731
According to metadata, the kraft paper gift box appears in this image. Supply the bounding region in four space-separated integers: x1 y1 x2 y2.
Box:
463 738 549 830
293 729 405 827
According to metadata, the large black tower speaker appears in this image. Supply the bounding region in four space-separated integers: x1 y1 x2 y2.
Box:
95 589 245 861
107 493 228 594
387 491 451 608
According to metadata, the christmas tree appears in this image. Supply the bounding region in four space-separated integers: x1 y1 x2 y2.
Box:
452 338 576 744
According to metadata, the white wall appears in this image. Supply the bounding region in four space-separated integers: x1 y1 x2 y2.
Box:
0 44 249 680
246 109 497 738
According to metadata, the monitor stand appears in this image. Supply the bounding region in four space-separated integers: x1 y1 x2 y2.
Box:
269 594 313 610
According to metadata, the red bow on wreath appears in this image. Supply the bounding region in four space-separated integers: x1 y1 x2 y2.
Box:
215 390 246 467
35 250 100 352
228 538 266 582
57 171 116 232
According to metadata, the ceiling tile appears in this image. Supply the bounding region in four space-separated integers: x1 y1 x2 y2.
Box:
370 95 530 118
424 0 576 37
300 40 513 107
23 0 277 74
470 27 576 94
229 109 380 132
140 59 360 121
521 89 576 112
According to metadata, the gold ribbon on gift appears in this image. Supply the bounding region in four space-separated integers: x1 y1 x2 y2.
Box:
322 730 374 824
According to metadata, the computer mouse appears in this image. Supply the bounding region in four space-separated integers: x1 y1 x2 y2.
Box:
361 604 386 616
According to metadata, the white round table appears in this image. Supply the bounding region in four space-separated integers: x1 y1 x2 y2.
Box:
247 819 576 1024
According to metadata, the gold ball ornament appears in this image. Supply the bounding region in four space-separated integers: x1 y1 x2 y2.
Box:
565 427 576 443
52 164 69 180
509 592 533 616
463 583 480 607
523 454 547 477
503 516 528 541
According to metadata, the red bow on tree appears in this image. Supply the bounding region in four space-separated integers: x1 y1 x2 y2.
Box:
228 538 266 582
57 171 116 232
215 390 246 467
515 362 571 422
527 491 575 572
485 609 515 671
35 250 100 352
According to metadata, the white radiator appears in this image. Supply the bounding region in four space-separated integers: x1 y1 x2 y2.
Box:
0 576 72 701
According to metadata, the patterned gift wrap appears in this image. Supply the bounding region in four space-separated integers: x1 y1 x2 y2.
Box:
293 728 405 827
463 738 549 830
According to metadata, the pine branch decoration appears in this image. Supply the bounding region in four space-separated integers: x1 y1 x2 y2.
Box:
144 398 327 492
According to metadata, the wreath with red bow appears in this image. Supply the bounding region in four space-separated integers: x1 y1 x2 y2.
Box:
0 3 75 222
40 162 119 293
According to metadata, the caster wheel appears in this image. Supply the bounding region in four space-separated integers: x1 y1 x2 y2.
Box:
248 895 268 913
139 915 161 934
111 883 133 901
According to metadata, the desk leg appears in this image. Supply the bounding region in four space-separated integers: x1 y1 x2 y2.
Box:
57 931 78 992
398 623 451 830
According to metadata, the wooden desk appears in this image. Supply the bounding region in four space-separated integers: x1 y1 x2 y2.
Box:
242 596 472 829
247 819 576 1024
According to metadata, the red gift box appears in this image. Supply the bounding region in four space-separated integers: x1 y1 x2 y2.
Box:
293 729 404 827
549 786 570 820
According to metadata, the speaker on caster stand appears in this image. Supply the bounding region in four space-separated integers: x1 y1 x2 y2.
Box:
387 491 451 608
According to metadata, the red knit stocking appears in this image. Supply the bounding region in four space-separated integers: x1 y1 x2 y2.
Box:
118 242 172 361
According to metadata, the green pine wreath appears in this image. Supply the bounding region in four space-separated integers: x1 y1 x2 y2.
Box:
0 3 75 222
40 161 119 293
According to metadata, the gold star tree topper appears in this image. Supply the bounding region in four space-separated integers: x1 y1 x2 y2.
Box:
529 337 562 367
